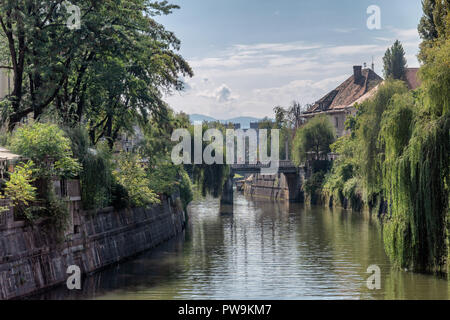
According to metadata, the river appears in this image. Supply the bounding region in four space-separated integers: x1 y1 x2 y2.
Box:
32 192 449 300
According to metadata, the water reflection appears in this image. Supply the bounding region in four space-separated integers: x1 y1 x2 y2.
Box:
30 193 449 300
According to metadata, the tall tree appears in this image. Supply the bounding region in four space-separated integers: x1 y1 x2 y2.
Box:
418 0 450 62
292 115 335 165
0 1 192 136
380 1 450 274
383 40 407 80
288 101 304 131
273 106 287 128
418 0 450 41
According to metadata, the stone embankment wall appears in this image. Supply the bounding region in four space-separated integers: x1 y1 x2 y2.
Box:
243 173 303 202
0 196 185 300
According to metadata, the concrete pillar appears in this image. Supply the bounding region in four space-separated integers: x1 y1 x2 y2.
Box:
220 175 234 206
285 173 303 202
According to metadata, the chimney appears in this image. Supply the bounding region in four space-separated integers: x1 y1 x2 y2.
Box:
353 65 362 83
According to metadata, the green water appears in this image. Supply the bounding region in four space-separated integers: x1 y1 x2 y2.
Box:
34 193 449 300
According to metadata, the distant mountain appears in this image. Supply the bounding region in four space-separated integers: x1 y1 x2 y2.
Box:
189 114 217 123
189 114 269 128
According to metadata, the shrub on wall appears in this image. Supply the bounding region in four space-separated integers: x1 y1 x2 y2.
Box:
8 123 81 226
10 123 81 181
113 153 159 207
3 161 37 219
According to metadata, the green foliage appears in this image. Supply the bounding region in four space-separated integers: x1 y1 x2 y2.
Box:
354 80 408 200
0 0 192 136
322 37 450 274
66 126 113 210
113 153 159 207
292 115 335 166
148 161 179 195
323 136 359 208
44 187 70 236
273 102 306 160
9 122 80 225
139 111 190 163
179 169 193 211
380 39 450 273
4 161 37 218
418 0 450 62
418 38 450 116
382 112 449 272
185 122 230 198
322 81 409 210
0 127 8 146
192 163 230 198
419 0 442 40
10 122 81 179
304 171 326 205
111 183 130 211
383 40 407 80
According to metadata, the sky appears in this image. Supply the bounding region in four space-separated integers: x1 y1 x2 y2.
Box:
156 0 424 120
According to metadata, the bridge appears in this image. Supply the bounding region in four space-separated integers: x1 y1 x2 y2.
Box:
230 160 298 174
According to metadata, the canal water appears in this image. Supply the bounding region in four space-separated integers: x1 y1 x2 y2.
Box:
33 192 449 300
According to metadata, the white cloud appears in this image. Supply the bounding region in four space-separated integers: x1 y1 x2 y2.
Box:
325 44 383 56
391 27 420 41
198 84 237 103
233 42 323 53
164 36 420 119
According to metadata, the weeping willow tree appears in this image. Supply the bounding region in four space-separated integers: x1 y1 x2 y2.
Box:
380 38 450 274
187 122 230 198
66 126 113 210
353 80 409 204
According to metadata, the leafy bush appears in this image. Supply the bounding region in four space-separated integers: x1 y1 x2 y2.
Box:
113 153 159 207
322 134 360 209
4 161 37 218
148 161 179 195
147 161 193 210
8 123 81 226
11 122 81 179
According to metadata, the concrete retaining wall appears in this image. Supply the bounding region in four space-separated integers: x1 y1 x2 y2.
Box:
243 173 303 201
0 196 185 300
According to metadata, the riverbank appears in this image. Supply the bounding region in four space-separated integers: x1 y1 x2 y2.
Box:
0 195 186 300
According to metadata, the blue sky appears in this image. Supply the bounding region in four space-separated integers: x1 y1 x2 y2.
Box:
157 0 423 119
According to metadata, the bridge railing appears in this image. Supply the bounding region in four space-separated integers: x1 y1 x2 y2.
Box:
230 160 298 170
